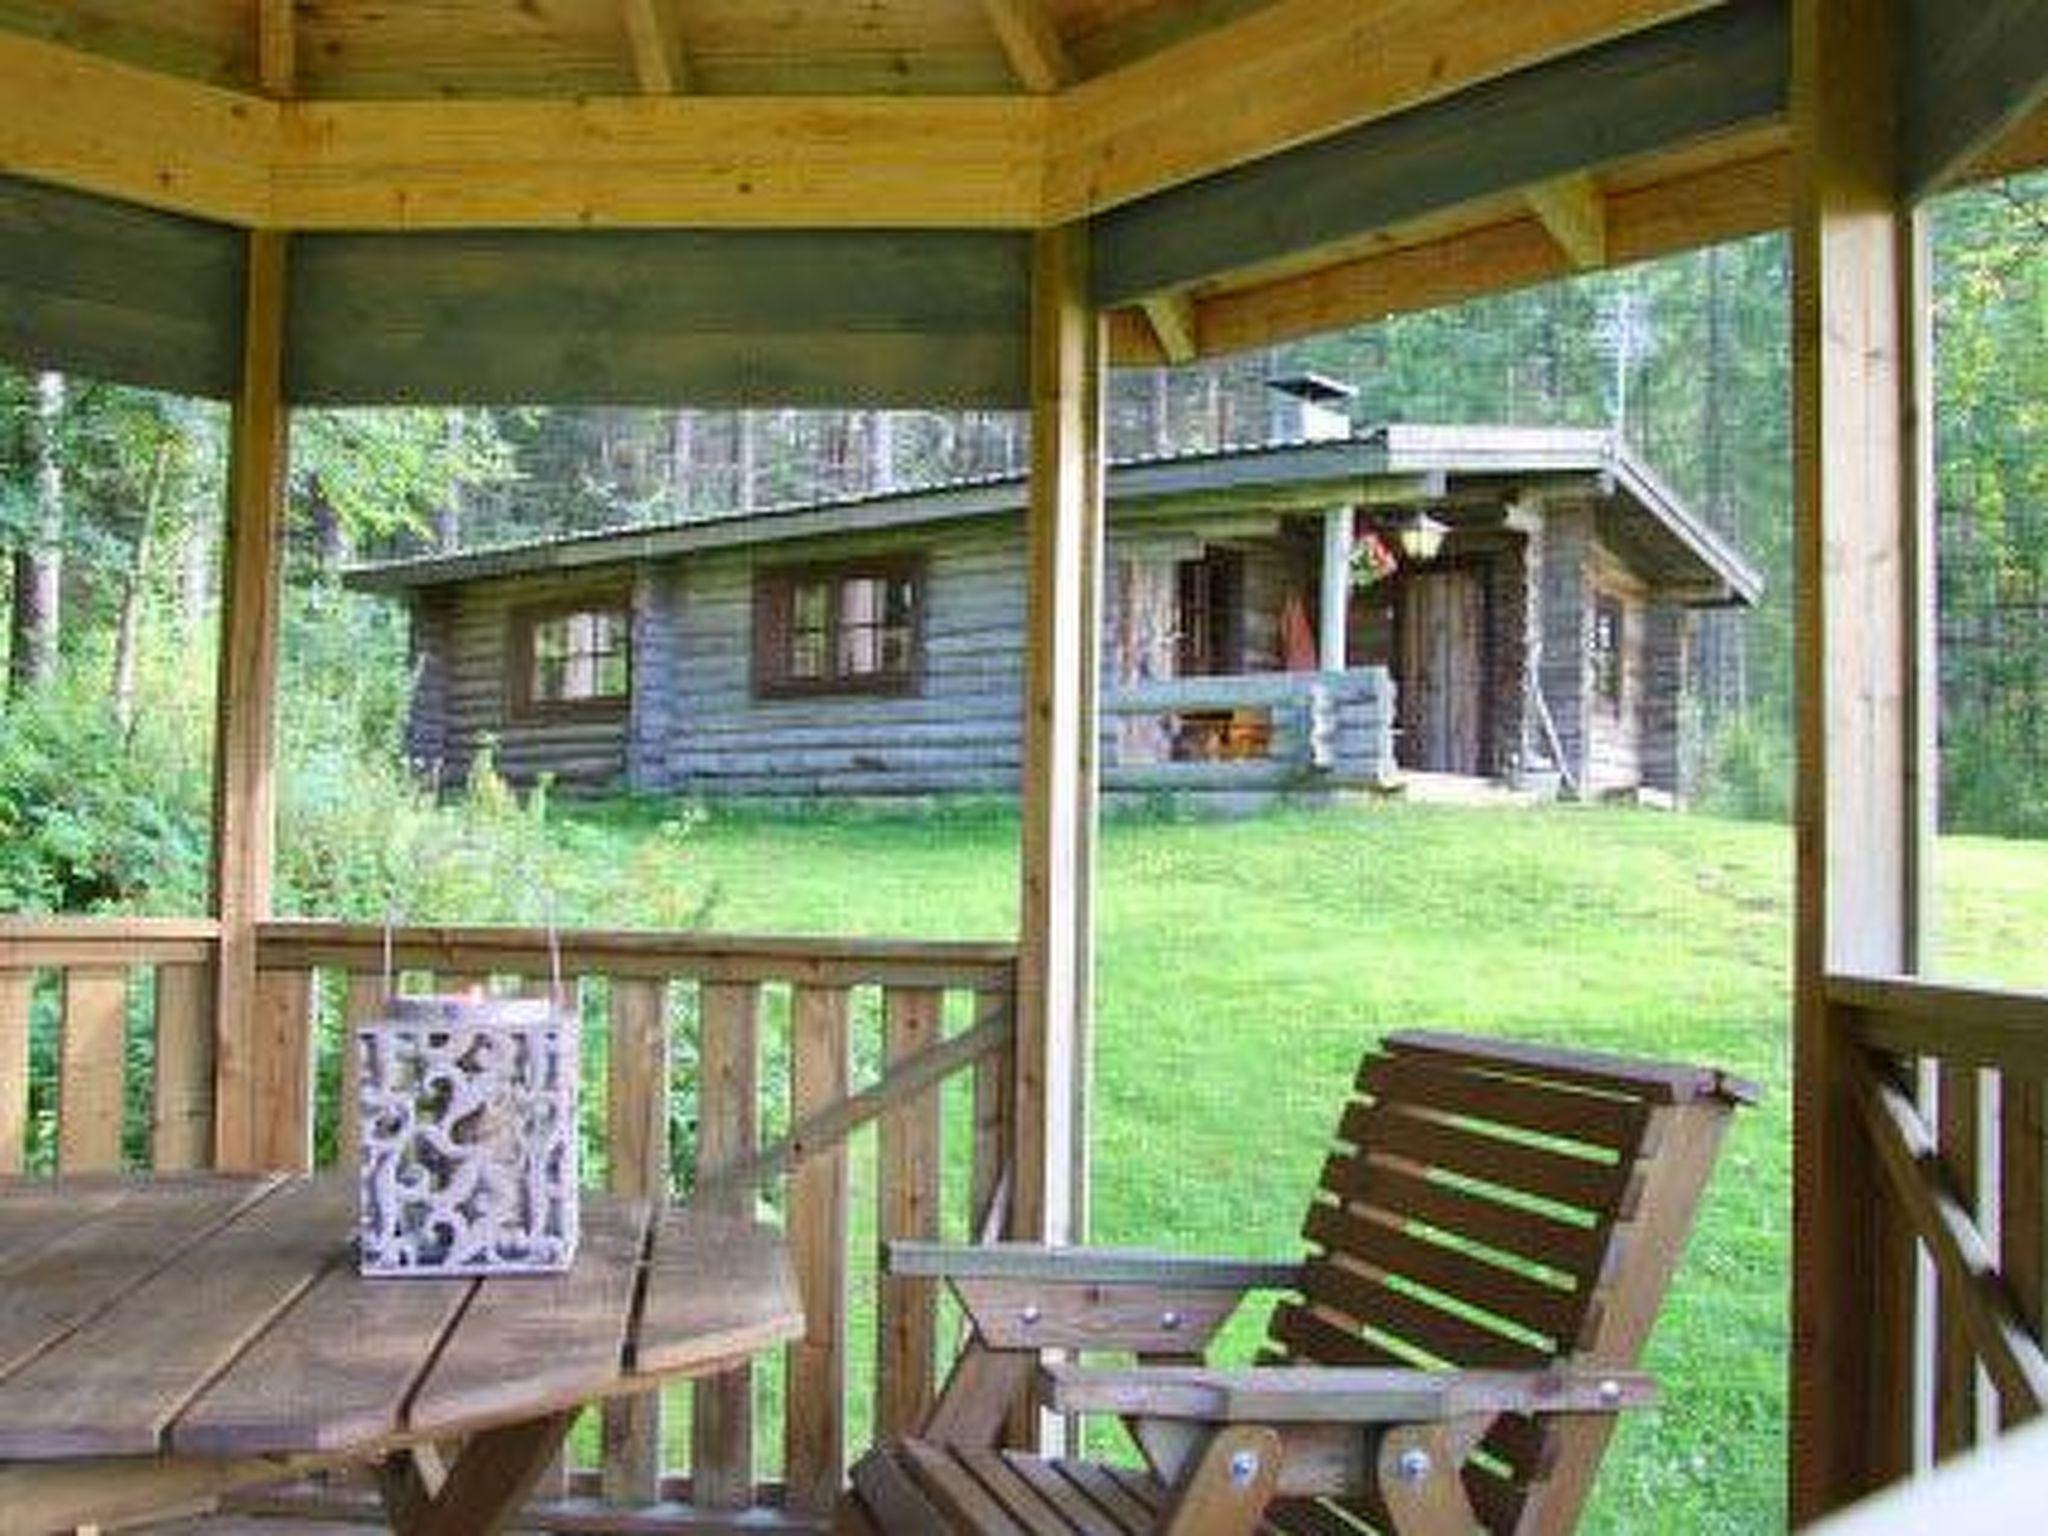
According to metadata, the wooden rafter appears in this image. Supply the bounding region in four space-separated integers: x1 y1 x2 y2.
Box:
981 0 1072 93
1138 292 1197 364
1047 0 1728 221
1526 171 1609 269
620 0 690 95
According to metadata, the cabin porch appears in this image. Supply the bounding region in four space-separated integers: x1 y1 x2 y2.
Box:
0 0 2046 1531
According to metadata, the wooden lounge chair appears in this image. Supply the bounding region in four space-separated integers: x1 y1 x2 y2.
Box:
836 1029 1758 1536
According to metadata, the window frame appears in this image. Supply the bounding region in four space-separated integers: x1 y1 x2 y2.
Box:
507 591 634 722
752 555 926 700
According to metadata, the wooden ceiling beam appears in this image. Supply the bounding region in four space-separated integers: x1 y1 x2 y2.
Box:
1089 3 1785 307
1526 172 1609 269
256 0 295 98
1117 146 1791 367
1901 0 2048 199
0 30 274 226
1138 292 1197 364
981 0 1073 93
621 0 691 95
1048 0 1728 221
268 96 1048 228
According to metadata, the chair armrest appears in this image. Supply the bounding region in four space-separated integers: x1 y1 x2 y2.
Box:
1039 1363 1657 1424
888 1244 1299 1355
886 1242 1300 1291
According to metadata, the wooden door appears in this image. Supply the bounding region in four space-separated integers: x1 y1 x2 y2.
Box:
1397 567 1486 774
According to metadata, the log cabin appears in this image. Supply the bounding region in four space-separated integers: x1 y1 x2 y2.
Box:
0 0 2043 1529
351 419 1760 803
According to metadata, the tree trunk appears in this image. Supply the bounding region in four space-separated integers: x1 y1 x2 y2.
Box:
669 409 696 513
434 413 465 551
736 410 758 510
868 411 896 493
112 438 174 736
8 371 65 700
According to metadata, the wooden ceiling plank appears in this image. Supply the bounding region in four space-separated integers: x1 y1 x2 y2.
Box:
981 0 1073 92
256 0 295 98
1048 0 1729 220
1526 171 1609 269
1901 0 2048 199
620 0 691 94
1138 291 1197 364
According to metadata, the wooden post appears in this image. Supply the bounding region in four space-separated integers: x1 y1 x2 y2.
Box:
1790 0 1934 1519
212 230 291 1174
1319 507 1351 672
1014 223 1104 1256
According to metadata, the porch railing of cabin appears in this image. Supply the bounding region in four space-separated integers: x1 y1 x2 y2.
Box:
1102 665 1396 792
0 915 1021 1531
1823 975 2048 1472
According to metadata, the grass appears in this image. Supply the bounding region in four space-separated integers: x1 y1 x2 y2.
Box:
564 796 2048 1533
645 802 1789 1533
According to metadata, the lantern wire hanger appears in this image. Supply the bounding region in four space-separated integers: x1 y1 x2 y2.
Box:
377 880 566 1006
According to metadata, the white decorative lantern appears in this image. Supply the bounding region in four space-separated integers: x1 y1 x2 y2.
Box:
356 994 580 1275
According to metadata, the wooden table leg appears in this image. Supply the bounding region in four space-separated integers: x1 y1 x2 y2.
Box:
381 1412 576 1536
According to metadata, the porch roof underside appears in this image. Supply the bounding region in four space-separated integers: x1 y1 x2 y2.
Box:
0 2 2041 410
345 425 1764 608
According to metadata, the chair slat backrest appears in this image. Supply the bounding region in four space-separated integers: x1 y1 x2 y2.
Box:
1266 1030 1755 1536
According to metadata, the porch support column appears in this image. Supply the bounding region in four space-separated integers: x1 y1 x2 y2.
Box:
1790 0 1935 1521
1319 507 1351 671
1015 223 1105 1253
211 230 293 1173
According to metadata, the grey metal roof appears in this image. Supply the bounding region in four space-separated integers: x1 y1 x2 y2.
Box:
346 424 1762 607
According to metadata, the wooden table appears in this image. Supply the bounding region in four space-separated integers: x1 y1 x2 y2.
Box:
0 1174 803 1536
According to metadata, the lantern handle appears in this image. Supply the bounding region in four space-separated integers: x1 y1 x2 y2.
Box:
382 895 398 1000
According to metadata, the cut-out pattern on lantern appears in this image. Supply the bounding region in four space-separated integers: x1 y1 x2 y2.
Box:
357 994 580 1275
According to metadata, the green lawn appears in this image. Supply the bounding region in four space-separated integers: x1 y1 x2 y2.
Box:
557 799 2048 1533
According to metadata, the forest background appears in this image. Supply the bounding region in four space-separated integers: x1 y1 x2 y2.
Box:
0 172 2040 915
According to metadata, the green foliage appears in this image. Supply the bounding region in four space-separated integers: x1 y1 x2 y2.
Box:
0 669 210 911
1695 712 1795 825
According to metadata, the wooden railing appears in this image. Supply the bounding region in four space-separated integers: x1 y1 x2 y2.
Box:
1102 667 1397 793
0 916 1021 1531
1825 975 2048 1478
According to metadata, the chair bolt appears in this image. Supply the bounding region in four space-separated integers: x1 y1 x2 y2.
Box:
1160 1310 1183 1331
1020 1304 1041 1327
1228 1449 1260 1486
1396 1447 1433 1483
1599 1377 1623 1406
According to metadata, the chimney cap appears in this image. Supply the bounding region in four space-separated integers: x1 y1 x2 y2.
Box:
1266 372 1357 406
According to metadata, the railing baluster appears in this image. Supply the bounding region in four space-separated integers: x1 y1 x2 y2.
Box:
335 973 384 1171
785 983 850 1517
604 976 671 1506
1936 1060 1982 1460
59 967 129 1174
0 970 31 1175
250 968 315 1173
971 990 1015 1241
694 979 761 1509
2003 1077 2046 1430
152 962 215 1171
878 987 943 1441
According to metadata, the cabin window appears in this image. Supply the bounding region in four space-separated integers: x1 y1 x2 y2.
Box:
754 558 923 697
510 599 631 717
1591 594 1625 708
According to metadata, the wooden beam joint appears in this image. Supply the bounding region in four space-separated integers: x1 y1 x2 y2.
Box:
1526 171 1609 270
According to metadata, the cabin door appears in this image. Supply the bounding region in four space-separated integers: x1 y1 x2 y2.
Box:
1397 566 1487 775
